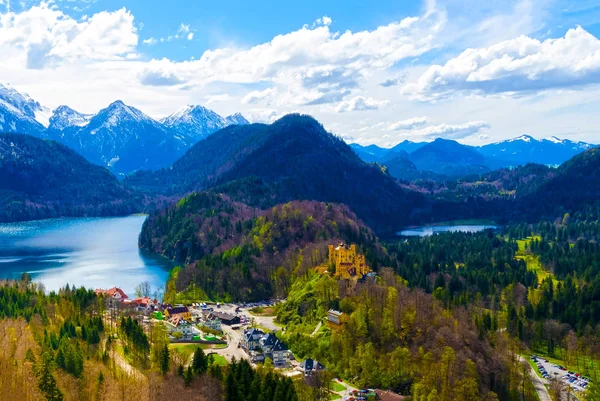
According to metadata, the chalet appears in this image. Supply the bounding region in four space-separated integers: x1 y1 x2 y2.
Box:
132 297 155 311
96 287 128 301
164 306 191 321
297 358 325 375
199 313 222 332
242 328 265 351
165 315 194 337
212 311 241 326
327 309 343 325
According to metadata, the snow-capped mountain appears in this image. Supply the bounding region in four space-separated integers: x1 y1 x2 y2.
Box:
0 84 47 135
48 105 93 131
61 100 193 173
0 83 51 127
479 135 596 166
0 83 254 173
225 112 250 126
162 105 235 140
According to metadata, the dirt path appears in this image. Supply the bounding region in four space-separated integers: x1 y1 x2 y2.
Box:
310 321 322 337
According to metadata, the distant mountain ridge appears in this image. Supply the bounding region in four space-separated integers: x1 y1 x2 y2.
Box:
351 135 596 180
0 83 250 174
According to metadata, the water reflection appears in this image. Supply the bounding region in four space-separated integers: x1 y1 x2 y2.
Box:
397 224 498 237
0 216 172 296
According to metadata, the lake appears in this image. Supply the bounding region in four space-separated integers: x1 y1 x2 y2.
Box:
397 224 498 237
0 215 172 296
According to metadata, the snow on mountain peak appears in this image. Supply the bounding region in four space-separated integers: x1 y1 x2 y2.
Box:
49 105 92 130
225 112 250 125
545 136 566 144
506 134 535 143
0 82 50 127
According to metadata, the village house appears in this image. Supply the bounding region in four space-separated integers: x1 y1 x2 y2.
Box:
165 315 195 338
131 297 155 312
164 306 191 321
199 313 222 332
95 287 128 301
212 311 241 326
242 328 265 351
328 243 371 279
259 333 290 366
297 358 325 375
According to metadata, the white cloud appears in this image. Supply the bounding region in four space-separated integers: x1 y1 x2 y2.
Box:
411 121 490 139
187 32 194 40
177 23 190 34
335 96 389 112
0 3 137 69
204 93 231 105
143 37 157 45
403 26 600 100
313 16 332 27
242 87 276 104
138 58 187 86
387 116 428 130
137 12 444 105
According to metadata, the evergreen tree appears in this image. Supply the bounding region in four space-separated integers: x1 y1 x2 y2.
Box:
192 347 208 375
160 344 170 375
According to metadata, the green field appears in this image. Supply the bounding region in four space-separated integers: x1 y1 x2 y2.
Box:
209 354 228 366
515 236 556 284
330 381 346 392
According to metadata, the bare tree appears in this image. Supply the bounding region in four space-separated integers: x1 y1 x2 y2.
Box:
135 281 152 298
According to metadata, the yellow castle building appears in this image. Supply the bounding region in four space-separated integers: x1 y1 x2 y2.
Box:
328 243 371 279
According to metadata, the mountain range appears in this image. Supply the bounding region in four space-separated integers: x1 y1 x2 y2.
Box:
0 83 249 174
351 135 596 180
126 114 427 233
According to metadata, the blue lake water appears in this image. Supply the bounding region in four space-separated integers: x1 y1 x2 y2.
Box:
0 215 172 296
397 225 498 237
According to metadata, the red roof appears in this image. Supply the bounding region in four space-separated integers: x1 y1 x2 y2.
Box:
132 297 153 306
105 287 128 299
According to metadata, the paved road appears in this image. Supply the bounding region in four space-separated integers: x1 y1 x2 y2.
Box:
208 325 248 362
519 356 552 401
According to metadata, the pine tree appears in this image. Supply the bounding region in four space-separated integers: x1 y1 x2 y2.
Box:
192 347 208 374
160 344 170 375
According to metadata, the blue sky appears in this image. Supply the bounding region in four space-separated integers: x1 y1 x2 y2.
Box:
1 0 600 146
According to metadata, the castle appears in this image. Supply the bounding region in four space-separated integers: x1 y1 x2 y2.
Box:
328 243 370 279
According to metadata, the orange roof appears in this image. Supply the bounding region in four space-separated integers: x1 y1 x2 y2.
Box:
132 297 153 306
105 287 128 299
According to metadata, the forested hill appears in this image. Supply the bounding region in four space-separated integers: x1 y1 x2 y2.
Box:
127 114 427 234
418 147 600 224
139 193 386 301
0 133 140 222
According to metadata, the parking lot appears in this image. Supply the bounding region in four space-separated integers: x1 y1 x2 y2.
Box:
531 355 591 395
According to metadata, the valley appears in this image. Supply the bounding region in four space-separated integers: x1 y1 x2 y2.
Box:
1 94 599 401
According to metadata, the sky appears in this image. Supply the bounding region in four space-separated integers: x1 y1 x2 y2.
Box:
1 0 600 147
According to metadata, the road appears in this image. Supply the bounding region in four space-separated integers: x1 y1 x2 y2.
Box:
194 324 249 363
519 356 552 401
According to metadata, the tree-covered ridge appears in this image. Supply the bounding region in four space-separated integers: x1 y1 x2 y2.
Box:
0 133 140 222
128 114 427 234
276 271 533 401
141 194 385 301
